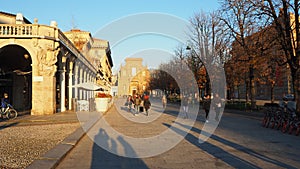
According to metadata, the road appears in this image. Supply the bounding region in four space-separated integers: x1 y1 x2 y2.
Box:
56 98 300 169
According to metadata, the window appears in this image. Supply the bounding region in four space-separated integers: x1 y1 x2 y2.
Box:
132 67 136 76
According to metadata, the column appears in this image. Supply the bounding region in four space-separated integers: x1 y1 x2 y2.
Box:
74 65 78 99
83 70 87 100
79 68 83 100
60 57 67 112
68 62 73 110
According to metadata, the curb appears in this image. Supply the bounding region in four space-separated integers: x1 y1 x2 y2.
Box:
26 107 112 169
26 127 85 169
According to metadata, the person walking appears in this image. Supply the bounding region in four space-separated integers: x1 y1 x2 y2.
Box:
203 94 211 123
213 93 222 121
143 94 151 116
182 96 189 119
126 95 133 112
162 95 167 109
134 94 141 116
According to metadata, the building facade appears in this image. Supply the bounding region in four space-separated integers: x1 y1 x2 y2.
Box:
117 58 150 96
0 12 113 115
64 30 113 92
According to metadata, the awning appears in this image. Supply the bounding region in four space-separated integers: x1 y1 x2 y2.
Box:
73 82 104 91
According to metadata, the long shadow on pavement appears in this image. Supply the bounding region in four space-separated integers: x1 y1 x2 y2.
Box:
163 122 297 169
0 122 19 130
91 128 149 169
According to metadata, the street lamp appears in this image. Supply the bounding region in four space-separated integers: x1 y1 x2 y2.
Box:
186 44 210 96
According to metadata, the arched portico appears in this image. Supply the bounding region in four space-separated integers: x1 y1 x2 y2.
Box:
0 23 98 115
0 44 32 112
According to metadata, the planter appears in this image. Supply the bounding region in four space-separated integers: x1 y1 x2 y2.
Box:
95 97 112 112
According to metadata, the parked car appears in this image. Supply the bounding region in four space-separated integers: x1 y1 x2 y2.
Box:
283 94 295 101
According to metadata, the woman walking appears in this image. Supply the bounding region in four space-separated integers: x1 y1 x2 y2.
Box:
143 94 151 116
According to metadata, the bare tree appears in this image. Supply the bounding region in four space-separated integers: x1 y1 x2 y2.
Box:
220 0 270 109
186 11 230 98
258 0 300 116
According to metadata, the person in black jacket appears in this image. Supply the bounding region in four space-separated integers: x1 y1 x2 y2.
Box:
203 94 211 122
143 94 151 116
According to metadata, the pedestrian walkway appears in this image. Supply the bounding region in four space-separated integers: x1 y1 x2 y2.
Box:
56 98 233 169
2 97 290 169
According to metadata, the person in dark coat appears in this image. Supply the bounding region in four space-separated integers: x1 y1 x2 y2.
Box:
213 93 222 121
143 94 151 116
203 94 211 122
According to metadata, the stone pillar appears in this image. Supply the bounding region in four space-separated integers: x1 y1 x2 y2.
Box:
32 76 57 115
79 68 83 100
60 57 66 112
83 70 87 100
68 62 73 110
31 44 59 115
74 65 79 99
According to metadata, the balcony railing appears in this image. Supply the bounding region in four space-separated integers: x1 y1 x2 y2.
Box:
0 25 33 36
0 24 96 72
0 24 58 38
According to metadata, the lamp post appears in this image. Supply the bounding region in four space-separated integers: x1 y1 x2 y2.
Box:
186 44 210 97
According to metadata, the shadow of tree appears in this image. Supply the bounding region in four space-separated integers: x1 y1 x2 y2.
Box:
91 128 149 169
163 121 297 169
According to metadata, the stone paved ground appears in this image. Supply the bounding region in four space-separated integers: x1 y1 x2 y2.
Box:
56 99 233 169
56 98 300 169
0 111 80 169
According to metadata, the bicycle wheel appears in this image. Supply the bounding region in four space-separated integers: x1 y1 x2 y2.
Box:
262 117 266 127
288 125 294 134
296 126 300 136
276 119 282 130
265 117 271 128
281 122 289 133
6 109 17 119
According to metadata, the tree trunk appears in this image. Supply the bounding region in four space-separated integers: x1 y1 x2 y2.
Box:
271 84 275 104
291 67 300 117
250 78 256 110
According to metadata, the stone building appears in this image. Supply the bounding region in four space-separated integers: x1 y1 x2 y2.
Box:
64 30 113 92
117 58 150 96
0 11 112 115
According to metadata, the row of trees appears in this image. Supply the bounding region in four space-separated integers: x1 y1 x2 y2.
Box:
149 0 300 116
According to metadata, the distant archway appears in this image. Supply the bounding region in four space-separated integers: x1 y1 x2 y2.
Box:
0 44 32 111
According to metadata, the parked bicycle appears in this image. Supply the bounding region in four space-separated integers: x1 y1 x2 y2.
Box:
261 101 300 136
262 103 280 128
0 103 18 120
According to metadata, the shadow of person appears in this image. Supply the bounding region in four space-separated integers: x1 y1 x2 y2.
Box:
91 128 149 169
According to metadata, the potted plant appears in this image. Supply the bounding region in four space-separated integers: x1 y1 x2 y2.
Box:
95 92 113 112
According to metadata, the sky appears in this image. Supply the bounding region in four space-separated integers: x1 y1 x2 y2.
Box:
1 0 221 73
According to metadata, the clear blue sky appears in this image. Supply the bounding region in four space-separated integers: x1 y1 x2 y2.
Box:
1 0 221 73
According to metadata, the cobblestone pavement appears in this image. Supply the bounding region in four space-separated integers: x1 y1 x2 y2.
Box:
0 111 81 169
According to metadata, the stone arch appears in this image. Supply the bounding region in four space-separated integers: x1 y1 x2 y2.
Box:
0 44 32 111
